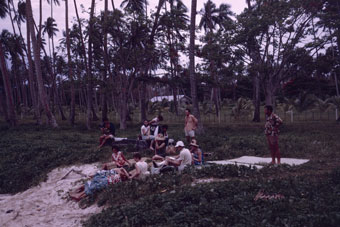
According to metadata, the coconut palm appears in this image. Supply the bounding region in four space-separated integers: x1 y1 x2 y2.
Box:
0 0 16 126
189 0 202 132
64 0 75 125
199 0 233 119
26 0 58 127
120 0 146 16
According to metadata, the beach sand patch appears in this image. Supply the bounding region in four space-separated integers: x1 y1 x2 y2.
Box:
0 164 103 227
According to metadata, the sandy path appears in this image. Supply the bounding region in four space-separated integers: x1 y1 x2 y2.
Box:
0 164 103 227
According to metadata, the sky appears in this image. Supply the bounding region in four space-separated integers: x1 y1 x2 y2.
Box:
1 0 247 43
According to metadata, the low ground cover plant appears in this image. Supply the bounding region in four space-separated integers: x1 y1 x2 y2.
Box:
1 121 339 226
85 168 340 227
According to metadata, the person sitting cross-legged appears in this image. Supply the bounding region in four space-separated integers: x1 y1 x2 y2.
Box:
153 141 192 172
69 168 129 201
129 152 150 180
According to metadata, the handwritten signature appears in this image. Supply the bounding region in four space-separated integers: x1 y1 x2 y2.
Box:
254 190 285 201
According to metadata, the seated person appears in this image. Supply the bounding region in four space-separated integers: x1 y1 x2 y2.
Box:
190 139 204 165
148 114 163 127
103 146 131 170
151 134 167 159
148 115 163 146
153 141 192 172
69 168 129 201
166 139 176 155
99 117 116 148
140 120 150 140
129 152 150 180
160 124 169 145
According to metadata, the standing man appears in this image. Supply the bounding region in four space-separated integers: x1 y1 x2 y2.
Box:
264 105 283 164
184 108 198 143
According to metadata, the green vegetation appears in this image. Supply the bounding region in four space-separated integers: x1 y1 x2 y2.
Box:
1 121 340 226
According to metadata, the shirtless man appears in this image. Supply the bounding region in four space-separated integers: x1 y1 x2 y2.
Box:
184 108 198 143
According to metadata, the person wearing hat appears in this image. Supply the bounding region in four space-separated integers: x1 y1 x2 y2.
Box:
164 141 192 172
189 139 203 165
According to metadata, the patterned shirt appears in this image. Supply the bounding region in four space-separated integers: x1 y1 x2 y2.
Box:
265 113 282 136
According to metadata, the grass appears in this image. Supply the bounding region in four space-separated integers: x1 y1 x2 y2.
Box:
0 120 340 226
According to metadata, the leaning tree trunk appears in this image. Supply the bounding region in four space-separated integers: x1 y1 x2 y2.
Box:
26 0 58 127
0 41 16 126
189 0 202 132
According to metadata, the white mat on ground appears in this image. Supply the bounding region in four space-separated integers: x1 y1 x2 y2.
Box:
0 164 102 227
207 156 309 169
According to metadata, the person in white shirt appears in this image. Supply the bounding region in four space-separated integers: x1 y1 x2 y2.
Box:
140 120 150 140
154 141 191 172
129 153 150 180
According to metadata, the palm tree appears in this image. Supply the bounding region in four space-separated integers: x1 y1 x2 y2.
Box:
0 0 16 126
120 0 145 16
65 0 75 125
199 0 233 119
160 0 188 116
26 0 58 127
189 0 202 132
101 0 109 121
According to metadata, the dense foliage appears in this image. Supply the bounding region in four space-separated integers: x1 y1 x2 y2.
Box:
85 168 340 226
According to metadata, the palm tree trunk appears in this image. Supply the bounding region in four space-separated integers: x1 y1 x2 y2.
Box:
65 0 76 125
26 0 58 127
101 0 109 121
26 17 41 123
0 89 9 122
189 0 202 132
86 0 97 129
0 41 17 126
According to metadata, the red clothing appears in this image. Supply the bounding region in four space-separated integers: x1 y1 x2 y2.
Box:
112 151 126 167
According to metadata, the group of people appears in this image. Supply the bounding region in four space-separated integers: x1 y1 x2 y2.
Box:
70 105 282 201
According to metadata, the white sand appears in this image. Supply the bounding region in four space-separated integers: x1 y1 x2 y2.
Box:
0 164 103 227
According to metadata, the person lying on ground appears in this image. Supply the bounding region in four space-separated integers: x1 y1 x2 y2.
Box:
99 117 116 148
129 152 150 180
103 146 131 170
151 134 167 159
69 168 129 201
153 141 192 172
189 139 204 165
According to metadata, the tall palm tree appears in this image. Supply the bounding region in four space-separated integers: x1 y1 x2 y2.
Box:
160 0 188 116
0 0 16 126
189 0 201 131
65 0 75 125
26 0 58 127
199 0 232 119
101 0 109 120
